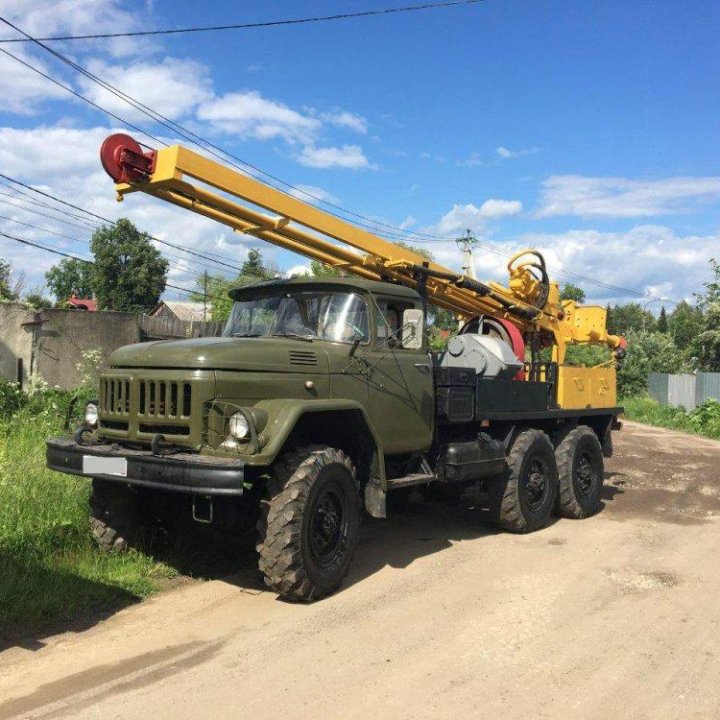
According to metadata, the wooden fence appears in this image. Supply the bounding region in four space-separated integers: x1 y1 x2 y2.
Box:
139 314 224 340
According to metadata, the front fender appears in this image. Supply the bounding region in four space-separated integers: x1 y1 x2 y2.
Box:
243 398 386 480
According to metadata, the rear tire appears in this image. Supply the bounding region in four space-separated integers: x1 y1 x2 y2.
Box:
554 426 604 518
489 429 558 533
89 479 147 552
257 446 361 602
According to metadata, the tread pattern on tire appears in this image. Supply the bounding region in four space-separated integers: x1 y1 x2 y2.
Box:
491 429 557 534
555 425 604 519
89 479 144 552
256 445 358 602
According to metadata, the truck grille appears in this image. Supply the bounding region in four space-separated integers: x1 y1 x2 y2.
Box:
98 373 208 445
138 380 192 419
101 378 130 416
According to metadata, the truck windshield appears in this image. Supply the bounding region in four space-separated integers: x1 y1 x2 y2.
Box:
223 290 369 343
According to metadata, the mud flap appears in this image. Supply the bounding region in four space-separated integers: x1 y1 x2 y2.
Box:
364 481 386 519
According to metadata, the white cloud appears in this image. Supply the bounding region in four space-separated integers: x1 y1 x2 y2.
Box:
0 0 145 57
479 199 523 217
0 125 262 293
285 264 312 277
288 184 339 205
538 175 720 218
198 91 321 143
296 144 373 170
399 215 416 230
509 225 718 303
399 218 717 305
431 200 522 235
79 58 213 121
0 49 70 114
320 110 367 134
198 94 372 167
496 145 541 159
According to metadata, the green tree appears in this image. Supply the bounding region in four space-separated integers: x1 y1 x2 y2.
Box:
560 283 586 303
310 260 342 277
617 330 684 396
193 249 274 322
607 302 656 335
24 293 52 310
657 306 668 333
669 300 703 350
694 258 720 370
241 248 273 280
0 257 18 301
191 274 235 322
45 257 95 302
90 219 168 313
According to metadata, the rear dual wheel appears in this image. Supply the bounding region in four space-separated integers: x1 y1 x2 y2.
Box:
490 429 558 533
554 426 604 519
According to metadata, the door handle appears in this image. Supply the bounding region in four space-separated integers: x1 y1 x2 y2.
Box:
414 363 431 374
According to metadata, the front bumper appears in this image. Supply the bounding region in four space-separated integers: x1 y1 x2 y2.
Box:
46 437 245 496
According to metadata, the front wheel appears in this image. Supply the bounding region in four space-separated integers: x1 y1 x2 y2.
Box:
89 478 148 552
257 446 361 602
489 429 558 533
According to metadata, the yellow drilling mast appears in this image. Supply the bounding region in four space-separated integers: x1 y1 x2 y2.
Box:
100 134 626 409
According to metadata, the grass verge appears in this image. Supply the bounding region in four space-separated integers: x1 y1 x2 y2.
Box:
621 395 720 440
0 403 178 642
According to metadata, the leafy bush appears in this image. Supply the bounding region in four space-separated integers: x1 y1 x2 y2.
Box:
75 348 104 389
617 331 685 396
688 399 720 438
622 395 720 440
0 379 25 417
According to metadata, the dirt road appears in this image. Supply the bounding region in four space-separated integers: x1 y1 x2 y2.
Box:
2 421 720 719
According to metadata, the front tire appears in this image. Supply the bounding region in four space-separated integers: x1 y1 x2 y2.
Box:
257 446 361 602
554 426 604 518
489 429 558 533
89 479 147 552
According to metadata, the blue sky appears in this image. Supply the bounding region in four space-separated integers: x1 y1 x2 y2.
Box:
0 0 718 307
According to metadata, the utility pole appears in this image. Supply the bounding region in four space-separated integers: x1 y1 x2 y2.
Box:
455 229 480 331
202 270 208 322
456 229 479 279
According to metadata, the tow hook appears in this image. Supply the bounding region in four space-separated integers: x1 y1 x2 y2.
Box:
192 495 214 524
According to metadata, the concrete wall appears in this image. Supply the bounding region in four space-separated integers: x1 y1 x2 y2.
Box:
0 302 34 385
0 304 139 390
34 309 139 389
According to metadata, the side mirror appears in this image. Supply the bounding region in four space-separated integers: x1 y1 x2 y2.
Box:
401 309 424 350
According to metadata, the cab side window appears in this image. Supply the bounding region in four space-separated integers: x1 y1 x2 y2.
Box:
375 298 416 348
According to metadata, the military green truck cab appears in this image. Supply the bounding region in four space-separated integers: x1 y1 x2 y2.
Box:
47 276 617 601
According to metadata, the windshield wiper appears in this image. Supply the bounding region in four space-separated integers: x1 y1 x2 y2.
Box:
231 333 262 337
272 332 314 342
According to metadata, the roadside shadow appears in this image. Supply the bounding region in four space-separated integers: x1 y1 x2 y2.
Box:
346 494 500 591
0 555 139 653
137 490 504 598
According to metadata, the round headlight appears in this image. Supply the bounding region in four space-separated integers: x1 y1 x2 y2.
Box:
229 412 249 439
85 402 99 427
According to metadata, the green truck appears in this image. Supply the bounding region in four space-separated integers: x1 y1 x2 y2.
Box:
47 276 620 602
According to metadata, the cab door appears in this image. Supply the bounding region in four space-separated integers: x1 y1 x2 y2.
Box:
365 296 434 455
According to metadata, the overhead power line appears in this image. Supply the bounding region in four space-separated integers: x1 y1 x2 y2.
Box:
0 172 245 273
0 230 224 304
0 16 454 246
0 16 650 301
0 1 484 43
0 203 242 278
